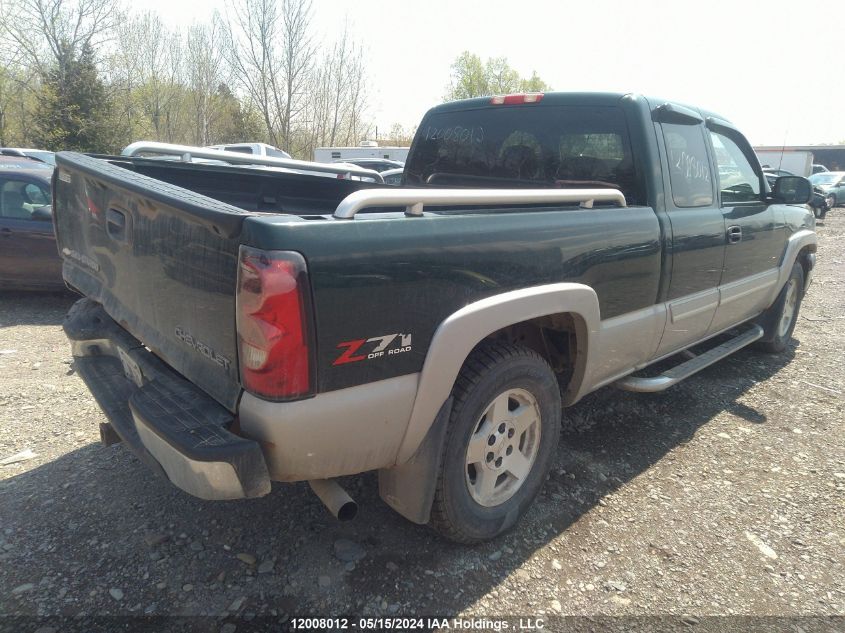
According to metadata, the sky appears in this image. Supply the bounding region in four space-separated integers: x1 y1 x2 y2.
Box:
133 0 845 146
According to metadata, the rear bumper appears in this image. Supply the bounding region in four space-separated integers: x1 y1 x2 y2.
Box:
64 298 270 500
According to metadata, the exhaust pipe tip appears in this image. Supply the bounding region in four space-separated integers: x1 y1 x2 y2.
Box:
335 499 358 522
308 479 358 521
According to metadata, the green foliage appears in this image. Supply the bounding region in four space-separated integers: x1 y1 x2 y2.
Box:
445 52 552 101
33 44 122 152
211 84 264 144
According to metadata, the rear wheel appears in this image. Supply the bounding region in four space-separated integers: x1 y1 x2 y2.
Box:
756 262 804 354
430 343 561 543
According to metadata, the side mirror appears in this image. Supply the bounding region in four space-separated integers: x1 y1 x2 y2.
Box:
772 176 812 204
31 205 53 222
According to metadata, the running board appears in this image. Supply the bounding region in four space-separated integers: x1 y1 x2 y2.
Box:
614 325 764 393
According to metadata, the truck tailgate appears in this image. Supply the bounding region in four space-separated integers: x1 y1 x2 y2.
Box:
53 152 253 411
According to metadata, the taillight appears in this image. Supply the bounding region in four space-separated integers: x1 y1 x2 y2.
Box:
490 93 544 105
236 246 314 400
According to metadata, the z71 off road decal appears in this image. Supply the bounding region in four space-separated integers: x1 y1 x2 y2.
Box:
333 333 412 366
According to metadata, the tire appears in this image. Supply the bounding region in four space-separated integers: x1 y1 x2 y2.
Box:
826 194 837 209
756 262 804 354
430 342 561 544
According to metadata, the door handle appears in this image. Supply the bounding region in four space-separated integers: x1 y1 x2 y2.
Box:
106 208 127 241
0 228 11 237
727 225 742 244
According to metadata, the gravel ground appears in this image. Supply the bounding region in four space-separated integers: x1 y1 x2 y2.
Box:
0 214 843 630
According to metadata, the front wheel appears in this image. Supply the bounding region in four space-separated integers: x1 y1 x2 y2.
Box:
756 262 804 354
826 194 836 209
430 343 561 543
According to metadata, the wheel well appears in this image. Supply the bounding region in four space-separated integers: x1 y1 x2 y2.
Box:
797 246 815 286
476 313 580 392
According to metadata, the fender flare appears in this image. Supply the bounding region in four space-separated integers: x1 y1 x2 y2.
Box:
394 283 601 464
768 229 817 305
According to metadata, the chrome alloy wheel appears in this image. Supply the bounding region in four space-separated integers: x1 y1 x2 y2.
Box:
464 388 541 507
778 278 799 338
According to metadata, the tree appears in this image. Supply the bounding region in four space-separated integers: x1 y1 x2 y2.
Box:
0 0 375 155
445 51 552 101
211 83 264 143
33 43 119 152
1 0 117 77
185 17 230 146
385 122 416 146
445 52 488 100
0 59 35 146
222 0 315 153
111 10 184 144
279 0 313 149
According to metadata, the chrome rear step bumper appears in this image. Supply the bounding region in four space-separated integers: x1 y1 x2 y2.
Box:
65 298 271 500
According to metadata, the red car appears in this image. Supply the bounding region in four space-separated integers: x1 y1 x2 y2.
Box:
0 156 64 290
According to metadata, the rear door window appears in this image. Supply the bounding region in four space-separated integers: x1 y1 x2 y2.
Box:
405 105 643 204
660 123 714 208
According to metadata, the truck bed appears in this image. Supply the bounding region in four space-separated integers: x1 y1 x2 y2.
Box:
54 151 660 412
55 152 382 409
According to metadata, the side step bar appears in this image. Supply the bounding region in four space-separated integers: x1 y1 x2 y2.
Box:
614 325 764 393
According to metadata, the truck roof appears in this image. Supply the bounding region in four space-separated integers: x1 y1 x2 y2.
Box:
432 91 731 126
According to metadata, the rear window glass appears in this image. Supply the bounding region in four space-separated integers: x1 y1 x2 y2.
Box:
404 105 643 204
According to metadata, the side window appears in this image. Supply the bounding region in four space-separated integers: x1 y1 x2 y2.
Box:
0 179 33 220
661 123 714 208
710 131 761 204
25 183 50 206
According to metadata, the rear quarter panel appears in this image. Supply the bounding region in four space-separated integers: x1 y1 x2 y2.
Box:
242 205 662 393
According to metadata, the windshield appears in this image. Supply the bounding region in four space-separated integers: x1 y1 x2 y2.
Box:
0 160 52 170
405 104 644 204
24 151 55 165
809 173 839 185
266 147 291 159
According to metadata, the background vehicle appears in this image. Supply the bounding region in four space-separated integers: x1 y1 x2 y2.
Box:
206 142 291 159
0 148 56 166
380 167 404 185
762 167 794 178
756 149 813 177
809 171 845 209
314 141 410 164
122 141 384 182
331 157 404 173
54 92 815 543
0 157 62 290
812 164 829 174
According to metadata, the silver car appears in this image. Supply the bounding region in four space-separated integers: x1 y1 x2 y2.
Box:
809 171 845 208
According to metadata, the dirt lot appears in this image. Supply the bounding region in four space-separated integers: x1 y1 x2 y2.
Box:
0 215 843 630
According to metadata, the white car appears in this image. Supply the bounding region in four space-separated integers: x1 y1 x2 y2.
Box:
380 168 404 185
206 142 291 160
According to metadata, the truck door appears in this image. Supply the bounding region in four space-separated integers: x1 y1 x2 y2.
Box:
0 176 60 288
652 107 725 356
706 124 781 333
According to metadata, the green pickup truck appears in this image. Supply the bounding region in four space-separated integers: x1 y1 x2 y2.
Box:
54 92 816 543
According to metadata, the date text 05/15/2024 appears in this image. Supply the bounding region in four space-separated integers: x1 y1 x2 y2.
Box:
290 617 546 630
